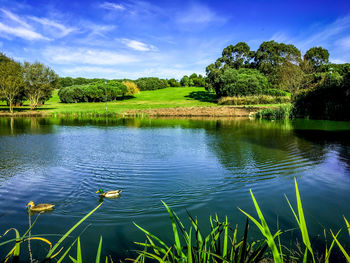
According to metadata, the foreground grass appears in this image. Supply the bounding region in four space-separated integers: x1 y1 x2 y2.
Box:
0 87 285 116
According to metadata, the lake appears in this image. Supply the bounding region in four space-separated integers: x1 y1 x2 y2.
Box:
0 117 349 261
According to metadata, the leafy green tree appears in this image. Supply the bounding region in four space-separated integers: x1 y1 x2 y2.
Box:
180 75 190 86
254 41 301 86
168 78 181 87
220 42 254 69
23 62 59 110
0 60 24 113
59 77 74 88
277 61 305 93
304 47 329 69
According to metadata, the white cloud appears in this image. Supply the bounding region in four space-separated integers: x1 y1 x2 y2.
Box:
336 36 350 50
28 16 77 37
120 38 157 51
176 3 226 25
100 2 125 11
0 8 31 29
43 47 139 65
0 22 49 40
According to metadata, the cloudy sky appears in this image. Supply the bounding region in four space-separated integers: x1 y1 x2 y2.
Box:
0 0 349 79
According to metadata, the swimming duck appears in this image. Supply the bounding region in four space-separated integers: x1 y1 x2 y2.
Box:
26 201 55 212
96 189 122 198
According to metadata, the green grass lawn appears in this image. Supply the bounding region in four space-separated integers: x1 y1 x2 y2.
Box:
0 87 219 115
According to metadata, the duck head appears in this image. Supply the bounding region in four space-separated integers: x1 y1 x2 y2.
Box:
26 201 35 207
96 189 104 194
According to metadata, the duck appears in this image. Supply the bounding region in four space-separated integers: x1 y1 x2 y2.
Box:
26 201 55 212
96 189 122 198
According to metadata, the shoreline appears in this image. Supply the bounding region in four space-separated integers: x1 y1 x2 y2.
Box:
0 105 267 118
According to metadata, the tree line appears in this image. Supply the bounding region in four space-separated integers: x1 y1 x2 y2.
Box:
205 40 350 120
0 53 58 112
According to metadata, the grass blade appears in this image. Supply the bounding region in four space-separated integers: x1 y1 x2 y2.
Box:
161 201 185 258
331 229 350 262
46 202 103 259
239 189 282 263
344 216 350 237
96 236 103 263
77 237 82 263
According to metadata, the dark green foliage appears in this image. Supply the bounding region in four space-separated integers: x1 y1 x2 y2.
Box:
180 75 190 86
264 88 290 97
294 71 350 120
58 81 127 103
59 77 105 88
304 46 329 69
254 41 301 86
135 77 167 91
211 68 268 97
168 78 181 87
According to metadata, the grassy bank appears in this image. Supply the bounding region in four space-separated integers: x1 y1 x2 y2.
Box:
0 87 286 117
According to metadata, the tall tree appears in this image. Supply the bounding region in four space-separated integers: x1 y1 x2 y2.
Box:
220 42 254 69
23 62 59 110
254 41 301 86
0 61 24 113
304 46 329 69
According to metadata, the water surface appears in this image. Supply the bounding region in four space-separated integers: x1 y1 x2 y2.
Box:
0 117 349 261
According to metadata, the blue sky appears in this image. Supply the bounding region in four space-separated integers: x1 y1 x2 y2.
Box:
0 0 349 79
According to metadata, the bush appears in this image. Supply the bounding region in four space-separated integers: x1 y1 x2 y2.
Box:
218 95 290 105
135 77 167 91
255 104 294 120
210 68 268 97
58 81 127 103
293 71 350 120
122 80 140 95
264 88 290 97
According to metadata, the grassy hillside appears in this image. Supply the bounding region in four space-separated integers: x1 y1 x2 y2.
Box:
0 87 219 115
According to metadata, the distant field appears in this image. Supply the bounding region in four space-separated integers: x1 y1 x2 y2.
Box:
0 87 219 115
0 87 287 116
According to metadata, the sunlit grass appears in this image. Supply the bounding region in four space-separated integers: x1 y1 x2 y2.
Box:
0 87 286 116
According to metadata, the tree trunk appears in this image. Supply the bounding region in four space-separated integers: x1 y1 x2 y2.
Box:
9 101 13 113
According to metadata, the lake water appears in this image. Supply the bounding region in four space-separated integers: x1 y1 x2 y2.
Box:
0 117 349 261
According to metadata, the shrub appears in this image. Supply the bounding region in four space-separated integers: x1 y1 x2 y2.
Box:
218 95 290 105
135 77 167 91
122 80 140 95
264 88 290 97
293 71 350 120
212 68 268 97
255 104 294 120
58 81 127 103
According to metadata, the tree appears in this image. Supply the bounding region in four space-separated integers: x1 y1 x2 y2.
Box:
180 75 190 86
277 61 305 93
220 42 254 69
122 80 140 95
168 78 181 87
0 60 23 113
254 41 301 86
23 62 59 110
304 47 329 69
